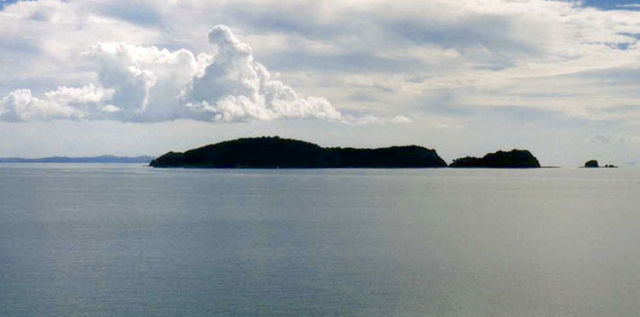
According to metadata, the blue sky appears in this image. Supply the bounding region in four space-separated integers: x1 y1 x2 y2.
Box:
1 0 640 166
585 0 640 9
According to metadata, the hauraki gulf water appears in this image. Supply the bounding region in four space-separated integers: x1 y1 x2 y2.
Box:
0 164 638 316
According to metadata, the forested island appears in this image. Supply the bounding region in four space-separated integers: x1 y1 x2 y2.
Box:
449 150 541 168
150 137 543 169
150 137 447 168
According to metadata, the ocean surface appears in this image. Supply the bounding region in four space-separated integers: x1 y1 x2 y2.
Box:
0 164 639 316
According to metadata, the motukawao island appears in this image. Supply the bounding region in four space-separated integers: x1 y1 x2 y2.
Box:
150 136 542 168
150 136 447 168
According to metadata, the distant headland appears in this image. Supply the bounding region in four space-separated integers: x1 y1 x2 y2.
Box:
0 155 154 164
150 137 542 169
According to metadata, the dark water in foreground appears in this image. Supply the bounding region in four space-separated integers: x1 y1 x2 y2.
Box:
0 164 639 316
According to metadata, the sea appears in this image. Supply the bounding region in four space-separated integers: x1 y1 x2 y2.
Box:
0 164 638 316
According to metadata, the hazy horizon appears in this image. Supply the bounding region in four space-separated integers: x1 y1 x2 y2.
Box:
0 135 636 168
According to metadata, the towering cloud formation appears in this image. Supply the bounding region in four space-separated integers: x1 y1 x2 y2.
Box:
184 25 342 122
0 25 344 123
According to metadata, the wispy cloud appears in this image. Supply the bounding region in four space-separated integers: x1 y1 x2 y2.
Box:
616 4 640 9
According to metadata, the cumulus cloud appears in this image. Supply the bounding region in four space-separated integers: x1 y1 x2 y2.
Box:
82 42 210 122
182 25 343 122
0 25 403 123
0 85 111 121
3 0 640 124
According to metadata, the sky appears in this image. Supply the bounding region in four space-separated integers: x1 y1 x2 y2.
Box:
1 0 640 166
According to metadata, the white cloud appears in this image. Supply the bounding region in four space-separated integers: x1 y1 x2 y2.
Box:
4 0 640 164
0 85 111 121
616 4 640 9
83 41 209 122
3 0 640 124
182 25 343 122
0 24 405 123
342 114 413 125
2 0 640 154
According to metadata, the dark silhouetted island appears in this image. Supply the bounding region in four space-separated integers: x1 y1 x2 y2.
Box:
584 160 617 168
584 160 599 168
150 137 448 168
449 149 541 168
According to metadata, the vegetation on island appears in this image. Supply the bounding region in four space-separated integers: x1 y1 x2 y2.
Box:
150 137 549 169
150 136 448 168
449 149 541 168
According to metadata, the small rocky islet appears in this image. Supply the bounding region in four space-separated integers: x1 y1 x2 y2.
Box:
584 160 617 168
150 136 543 168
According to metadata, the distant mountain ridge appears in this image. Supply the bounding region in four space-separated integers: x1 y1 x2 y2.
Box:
0 155 154 163
150 136 448 168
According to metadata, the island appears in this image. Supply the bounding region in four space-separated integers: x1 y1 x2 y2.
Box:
584 160 617 168
150 136 448 168
449 149 541 168
584 160 599 168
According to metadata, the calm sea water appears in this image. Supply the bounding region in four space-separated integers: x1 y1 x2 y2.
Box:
0 164 639 316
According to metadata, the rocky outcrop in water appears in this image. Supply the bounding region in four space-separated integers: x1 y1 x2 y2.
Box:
584 160 617 168
584 160 599 168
